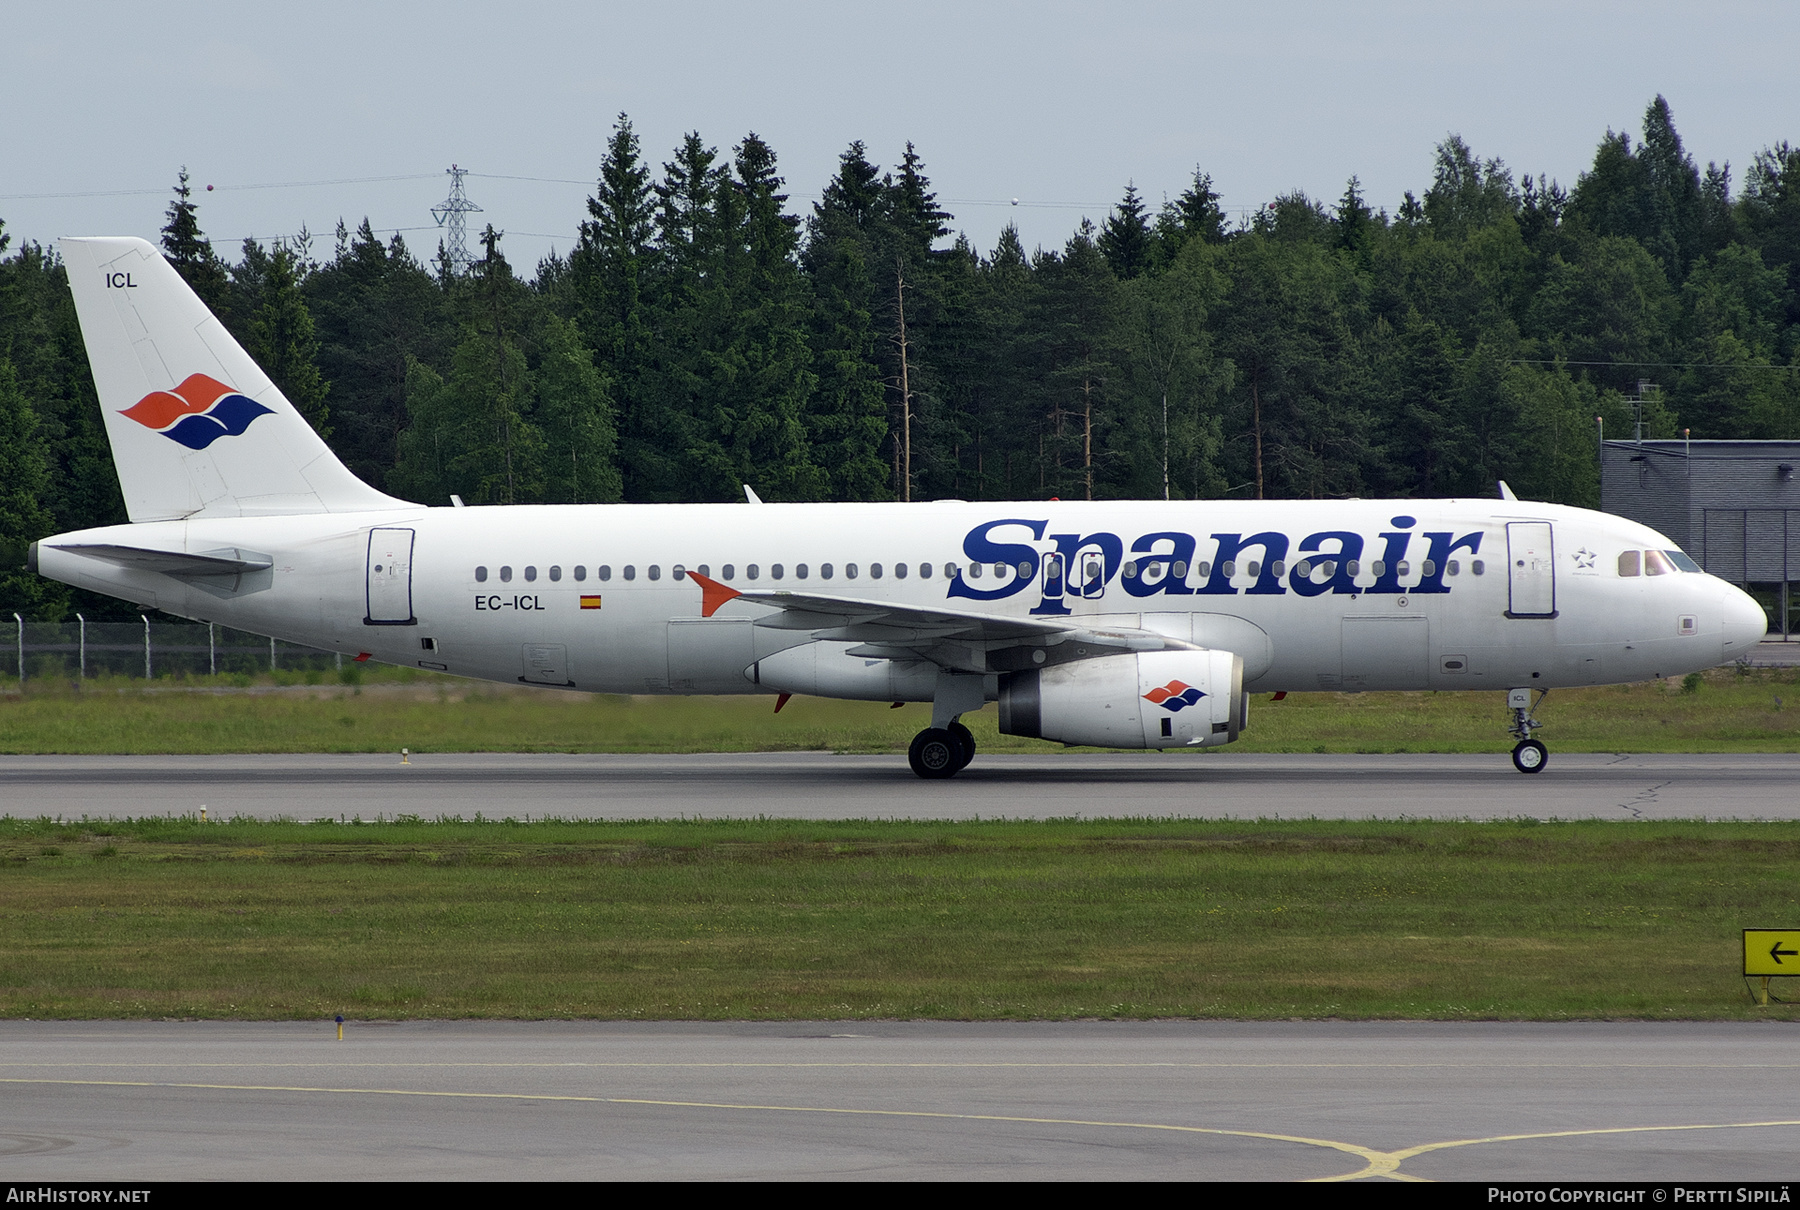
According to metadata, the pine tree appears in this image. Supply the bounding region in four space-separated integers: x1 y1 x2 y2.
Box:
0 358 66 618
1422 137 1517 235
570 114 658 498
1098 183 1152 279
160 167 230 315
1638 95 1704 278
246 241 331 437
802 142 891 500
1154 169 1229 263
535 314 621 503
1334 176 1372 253
305 220 451 490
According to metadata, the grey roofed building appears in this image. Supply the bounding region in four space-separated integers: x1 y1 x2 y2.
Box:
1601 438 1800 636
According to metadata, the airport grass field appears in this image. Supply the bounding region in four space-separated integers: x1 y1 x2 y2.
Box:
2 815 1797 1022
4 667 1799 1023
0 661 1797 754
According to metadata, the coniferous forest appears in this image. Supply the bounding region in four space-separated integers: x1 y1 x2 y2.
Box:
3 97 1799 620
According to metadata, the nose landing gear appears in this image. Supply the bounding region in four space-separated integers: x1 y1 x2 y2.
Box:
1507 687 1548 773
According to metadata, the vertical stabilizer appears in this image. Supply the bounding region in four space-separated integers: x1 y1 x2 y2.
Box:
59 236 411 521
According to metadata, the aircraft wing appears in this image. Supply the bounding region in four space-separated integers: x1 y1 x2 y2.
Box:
687 572 1194 674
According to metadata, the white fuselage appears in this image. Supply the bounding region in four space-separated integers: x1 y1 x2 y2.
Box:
36 497 1768 700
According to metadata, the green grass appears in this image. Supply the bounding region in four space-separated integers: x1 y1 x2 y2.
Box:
2 815 1797 1021
1 663 1798 754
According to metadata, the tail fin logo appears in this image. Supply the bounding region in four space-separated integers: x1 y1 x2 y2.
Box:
1143 679 1206 712
119 374 273 450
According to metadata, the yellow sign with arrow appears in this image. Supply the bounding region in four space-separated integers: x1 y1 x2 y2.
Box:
1743 929 1800 977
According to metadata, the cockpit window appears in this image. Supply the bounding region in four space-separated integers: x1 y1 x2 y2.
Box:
1643 549 1675 576
1618 550 1641 577
1666 550 1701 573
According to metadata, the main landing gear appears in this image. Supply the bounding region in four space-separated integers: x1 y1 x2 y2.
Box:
908 722 975 779
1507 687 1548 774
910 671 985 779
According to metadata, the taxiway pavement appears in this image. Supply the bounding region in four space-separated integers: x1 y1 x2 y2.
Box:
2 1020 1798 1181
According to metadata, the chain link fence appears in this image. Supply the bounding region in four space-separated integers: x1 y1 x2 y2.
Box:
6 616 343 682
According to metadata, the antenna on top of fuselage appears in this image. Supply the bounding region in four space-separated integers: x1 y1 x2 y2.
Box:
743 485 763 504
1497 480 1519 501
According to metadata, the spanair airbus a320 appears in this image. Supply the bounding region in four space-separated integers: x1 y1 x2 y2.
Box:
29 236 1768 777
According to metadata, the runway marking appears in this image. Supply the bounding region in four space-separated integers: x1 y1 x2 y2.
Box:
0 1076 1383 1177
1322 1120 1800 1182
5 1077 1800 1181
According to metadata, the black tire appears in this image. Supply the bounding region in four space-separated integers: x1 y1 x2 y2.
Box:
947 721 976 771
909 728 962 779
1511 739 1548 774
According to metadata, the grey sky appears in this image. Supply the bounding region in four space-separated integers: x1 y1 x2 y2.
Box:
5 2 1796 270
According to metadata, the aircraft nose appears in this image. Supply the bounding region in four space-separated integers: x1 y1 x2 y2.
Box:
1721 583 1769 657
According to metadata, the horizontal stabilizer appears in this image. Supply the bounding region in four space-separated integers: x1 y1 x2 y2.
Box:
51 543 273 577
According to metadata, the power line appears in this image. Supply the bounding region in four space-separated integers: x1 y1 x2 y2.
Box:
0 173 439 202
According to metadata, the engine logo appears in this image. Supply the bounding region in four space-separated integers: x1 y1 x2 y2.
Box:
1143 679 1206 711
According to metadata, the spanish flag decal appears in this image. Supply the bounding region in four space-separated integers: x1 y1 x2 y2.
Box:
580 595 603 610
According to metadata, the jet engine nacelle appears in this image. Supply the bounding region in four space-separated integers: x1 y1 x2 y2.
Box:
998 649 1244 749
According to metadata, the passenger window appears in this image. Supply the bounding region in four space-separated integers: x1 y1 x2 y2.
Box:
919 563 931 579
1295 559 1313 578
598 565 612 581
673 565 686 581
1271 559 1285 578
1370 560 1385 578
1447 560 1459 576
723 565 735 580
870 563 882 579
894 562 907 579
1197 561 1211 578
846 563 858 579
820 564 833 580
969 563 983 578
1017 560 1033 579
648 565 662 581
524 566 537 582
500 566 513 583
1172 560 1188 578
1345 560 1359 577
1320 560 1337 578
1618 550 1641 577
746 564 758 580
1395 561 1408 578
1221 560 1236 578
1644 550 1674 576
1421 559 1435 577
475 566 488 583
771 564 784 580
623 566 636 581
1471 559 1485 575
1247 560 1262 578
942 563 955 579
796 564 809 579
697 565 709 578
574 566 587 582
549 566 562 582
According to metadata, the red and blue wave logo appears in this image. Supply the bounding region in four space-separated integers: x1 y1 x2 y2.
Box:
119 374 273 450
1143 679 1206 712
